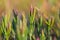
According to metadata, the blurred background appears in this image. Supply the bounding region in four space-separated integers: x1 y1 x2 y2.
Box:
0 0 60 18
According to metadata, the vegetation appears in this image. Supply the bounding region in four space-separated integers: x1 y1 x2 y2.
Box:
0 0 60 40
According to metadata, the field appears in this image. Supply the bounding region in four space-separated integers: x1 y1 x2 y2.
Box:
0 0 60 40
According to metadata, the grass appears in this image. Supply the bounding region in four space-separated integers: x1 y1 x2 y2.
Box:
0 6 60 40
